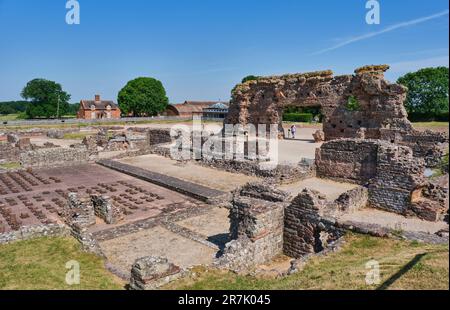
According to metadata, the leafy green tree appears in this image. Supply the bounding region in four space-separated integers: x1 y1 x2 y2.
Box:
118 77 168 116
345 96 360 111
397 67 449 116
21 79 71 119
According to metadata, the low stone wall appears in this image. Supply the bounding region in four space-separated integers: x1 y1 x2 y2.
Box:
200 158 315 184
316 139 447 220
216 183 287 271
380 128 449 167
64 193 96 228
0 143 21 163
0 224 70 245
129 256 183 290
19 146 90 168
283 189 345 258
63 193 105 256
147 129 172 146
334 186 369 213
91 195 124 224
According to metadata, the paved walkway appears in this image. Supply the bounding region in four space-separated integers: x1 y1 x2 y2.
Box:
338 208 448 235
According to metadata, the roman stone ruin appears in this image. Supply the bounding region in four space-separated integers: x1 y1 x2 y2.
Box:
225 65 448 166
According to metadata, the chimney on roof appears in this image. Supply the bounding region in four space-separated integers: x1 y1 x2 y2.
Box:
95 94 101 102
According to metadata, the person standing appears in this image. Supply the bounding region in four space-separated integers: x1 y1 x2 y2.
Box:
291 125 297 139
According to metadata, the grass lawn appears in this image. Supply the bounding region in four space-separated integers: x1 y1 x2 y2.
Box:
0 114 20 121
0 162 21 170
412 122 449 133
62 132 94 140
0 237 125 290
165 234 449 290
1 118 196 131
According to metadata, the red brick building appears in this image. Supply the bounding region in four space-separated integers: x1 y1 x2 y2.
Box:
77 95 121 120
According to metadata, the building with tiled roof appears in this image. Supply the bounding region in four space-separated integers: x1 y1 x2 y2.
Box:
77 95 121 120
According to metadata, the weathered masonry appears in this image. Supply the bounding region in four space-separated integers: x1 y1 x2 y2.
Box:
225 65 448 166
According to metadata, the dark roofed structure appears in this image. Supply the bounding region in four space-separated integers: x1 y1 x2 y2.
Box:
164 101 217 118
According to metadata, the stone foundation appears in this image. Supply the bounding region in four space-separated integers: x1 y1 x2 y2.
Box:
216 183 286 271
147 128 172 146
91 195 124 224
315 138 448 220
0 224 70 245
283 189 344 258
20 146 90 168
129 256 183 290
200 157 314 184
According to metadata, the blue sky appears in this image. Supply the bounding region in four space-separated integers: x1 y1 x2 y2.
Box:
0 0 448 103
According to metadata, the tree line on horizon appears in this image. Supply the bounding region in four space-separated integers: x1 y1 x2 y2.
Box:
0 67 448 121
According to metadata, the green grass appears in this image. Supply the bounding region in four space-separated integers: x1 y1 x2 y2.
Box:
0 118 201 131
0 162 21 170
0 237 124 290
412 122 449 129
0 114 20 121
165 234 449 290
62 132 93 140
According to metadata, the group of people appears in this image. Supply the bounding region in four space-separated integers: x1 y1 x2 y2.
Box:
287 125 297 139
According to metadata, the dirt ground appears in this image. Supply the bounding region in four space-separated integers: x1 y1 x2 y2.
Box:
99 225 218 277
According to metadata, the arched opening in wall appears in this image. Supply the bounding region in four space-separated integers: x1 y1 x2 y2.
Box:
281 104 324 141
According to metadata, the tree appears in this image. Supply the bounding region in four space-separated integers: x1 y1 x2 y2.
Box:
397 67 449 116
241 75 260 83
21 79 71 119
118 77 168 116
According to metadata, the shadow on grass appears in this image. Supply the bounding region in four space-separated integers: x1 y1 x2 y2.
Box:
376 253 428 290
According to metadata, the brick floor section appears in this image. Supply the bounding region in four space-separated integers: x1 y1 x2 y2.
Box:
97 159 227 202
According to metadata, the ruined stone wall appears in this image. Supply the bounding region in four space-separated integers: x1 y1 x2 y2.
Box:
91 195 124 225
283 189 344 258
19 146 90 168
368 144 425 214
380 129 449 167
147 128 172 146
200 158 314 184
129 256 183 290
0 143 21 163
0 224 70 245
63 193 104 256
315 139 379 184
0 135 34 163
225 65 447 164
316 139 447 220
217 183 287 271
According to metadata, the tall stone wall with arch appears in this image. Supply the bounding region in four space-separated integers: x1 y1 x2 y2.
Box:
225 65 448 166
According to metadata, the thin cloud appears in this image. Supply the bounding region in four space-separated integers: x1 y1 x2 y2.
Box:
312 10 449 55
389 55 449 74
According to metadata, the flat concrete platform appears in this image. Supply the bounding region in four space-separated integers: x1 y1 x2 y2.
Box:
279 177 358 200
338 208 448 234
116 154 258 192
176 207 230 237
99 225 218 277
